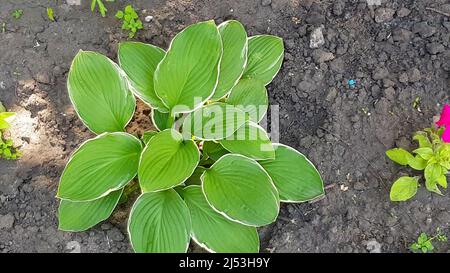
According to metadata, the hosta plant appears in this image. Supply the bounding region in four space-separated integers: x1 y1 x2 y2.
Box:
387 105 450 201
57 20 324 253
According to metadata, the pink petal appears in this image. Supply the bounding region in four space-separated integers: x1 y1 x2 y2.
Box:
443 127 450 143
436 104 450 127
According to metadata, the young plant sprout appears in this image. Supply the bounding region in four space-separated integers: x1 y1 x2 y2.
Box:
91 0 114 17
115 5 143 38
11 9 23 19
0 103 22 160
57 20 324 253
387 104 450 201
410 228 448 253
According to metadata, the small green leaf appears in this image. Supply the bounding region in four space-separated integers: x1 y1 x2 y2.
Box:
185 166 207 186
202 154 280 226
227 78 268 122
141 130 158 145
212 20 248 100
181 186 259 253
424 163 444 194
154 20 222 112
125 5 134 14
413 132 432 148
407 155 427 171
151 109 171 131
57 132 142 201
128 190 191 253
68 51 136 134
437 175 447 189
242 35 284 86
47 7 55 22
413 147 433 161
219 122 275 160
0 112 15 129
115 10 124 19
182 103 247 141
202 141 229 161
389 176 419 201
259 144 324 202
58 189 123 231
0 101 6 112
386 148 413 166
138 129 199 192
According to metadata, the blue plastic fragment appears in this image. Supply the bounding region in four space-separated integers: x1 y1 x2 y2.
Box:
348 79 357 87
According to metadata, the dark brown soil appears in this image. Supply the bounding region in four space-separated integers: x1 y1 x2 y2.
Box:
0 0 449 253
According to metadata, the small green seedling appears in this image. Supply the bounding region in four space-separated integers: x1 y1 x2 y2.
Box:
115 5 143 38
410 228 448 253
91 0 114 17
387 127 450 201
12 9 23 19
47 7 55 22
57 20 324 253
0 105 22 160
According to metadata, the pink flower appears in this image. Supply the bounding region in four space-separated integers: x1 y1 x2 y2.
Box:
436 104 450 142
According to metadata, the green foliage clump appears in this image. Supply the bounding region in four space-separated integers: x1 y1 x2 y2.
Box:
12 9 23 19
387 127 449 201
57 20 324 253
410 228 448 253
0 104 22 160
115 5 143 38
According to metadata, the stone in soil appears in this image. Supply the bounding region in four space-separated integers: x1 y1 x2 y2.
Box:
0 214 15 230
310 27 325 49
374 8 395 23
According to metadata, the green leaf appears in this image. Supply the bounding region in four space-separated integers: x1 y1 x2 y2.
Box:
91 0 96 12
424 163 444 194
413 132 432 148
202 141 229 161
407 155 427 171
128 190 191 253
413 147 433 161
219 122 275 160
138 129 199 192
0 101 6 112
181 186 259 253
58 189 123 232
151 109 170 131
57 132 142 201
47 7 55 22
97 0 107 17
389 176 419 201
212 20 248 100
202 154 279 226
242 35 284 86
259 144 324 202
115 10 124 19
386 148 413 166
118 42 167 110
141 130 158 145
125 5 133 14
227 78 268 122
418 233 428 244
437 175 447 189
185 166 207 186
68 51 136 134
0 112 15 129
154 20 222 112
182 103 247 140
